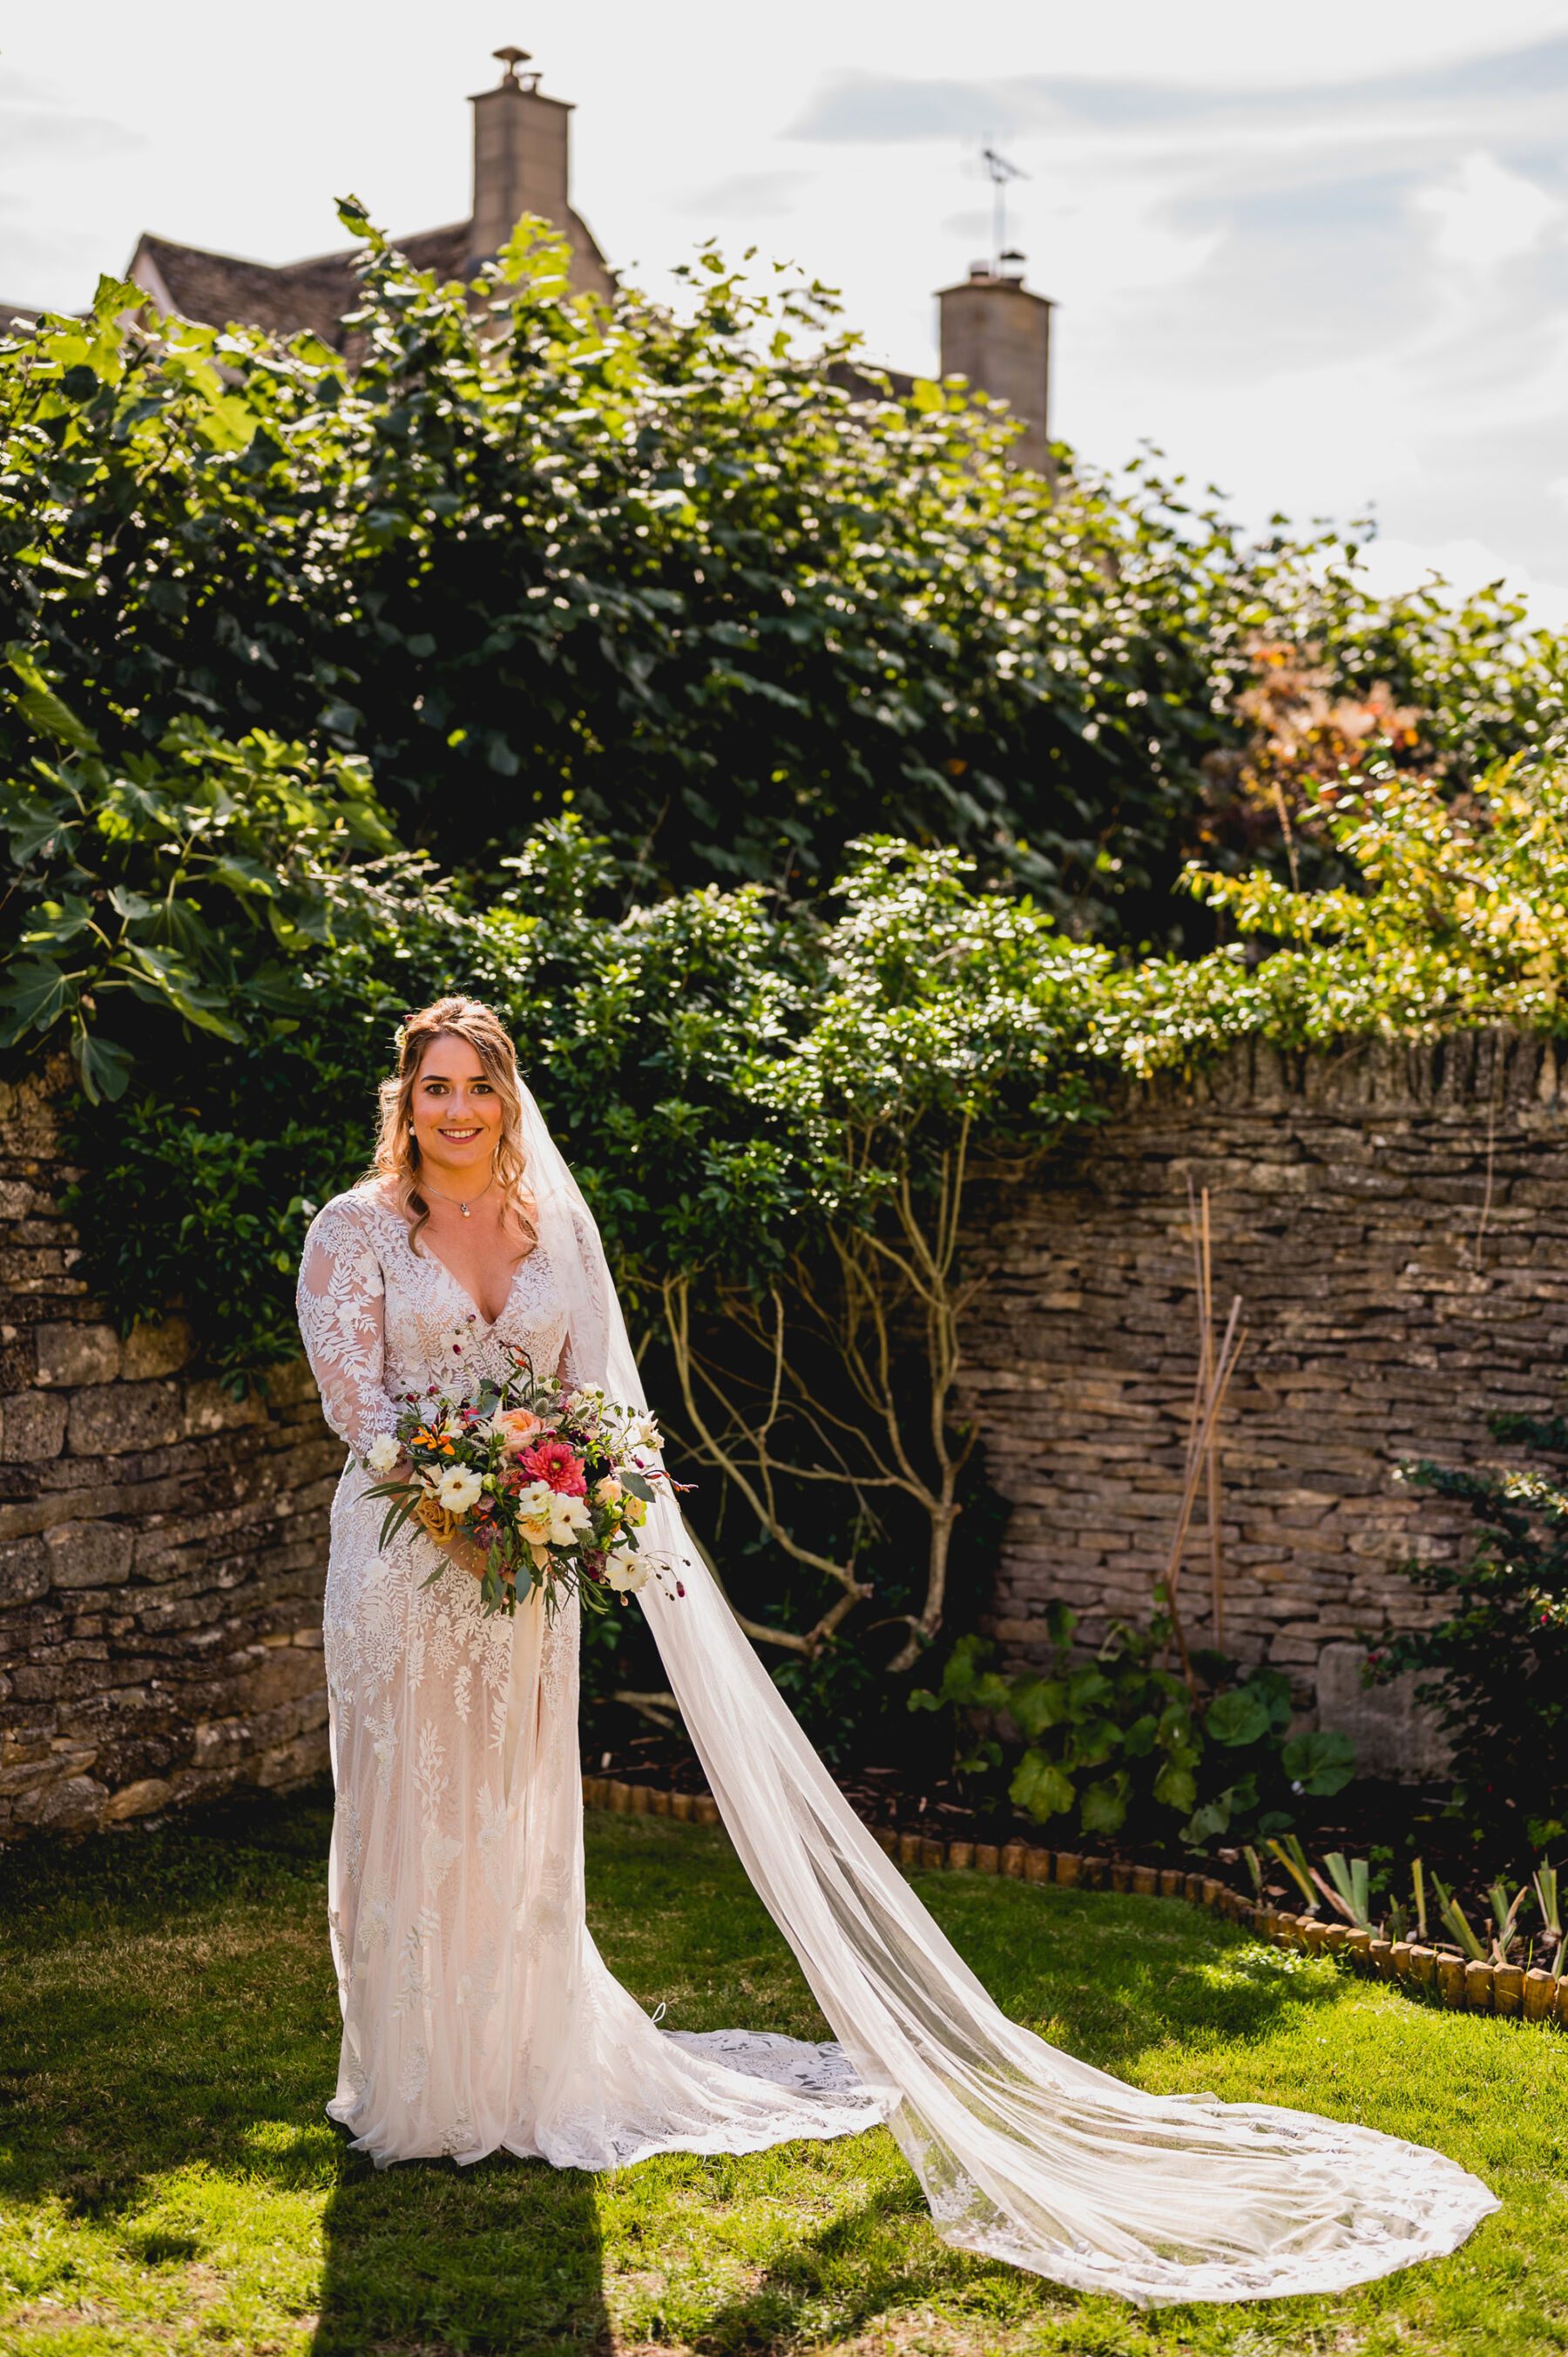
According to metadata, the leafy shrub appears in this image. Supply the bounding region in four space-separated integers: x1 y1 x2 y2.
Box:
4 235 1562 937
0 682 397 1103
909 1608 1354 1848
1373 1412 1568 1850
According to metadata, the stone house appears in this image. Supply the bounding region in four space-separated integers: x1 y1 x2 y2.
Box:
3 49 1054 471
125 49 613 350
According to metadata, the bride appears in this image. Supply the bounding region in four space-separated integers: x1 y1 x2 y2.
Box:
297 993 1497 2308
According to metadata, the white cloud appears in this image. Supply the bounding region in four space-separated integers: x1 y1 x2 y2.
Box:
1415 150 1562 268
672 171 814 220
7 3 1568 597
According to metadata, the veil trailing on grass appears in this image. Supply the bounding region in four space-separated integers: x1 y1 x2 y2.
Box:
518 1082 1497 2307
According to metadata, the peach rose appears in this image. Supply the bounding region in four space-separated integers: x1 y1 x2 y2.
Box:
495 1408 545 1453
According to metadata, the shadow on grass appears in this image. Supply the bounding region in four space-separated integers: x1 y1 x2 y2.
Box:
312 2144 609 2356
0 1782 611 2354
686 2176 981 2353
909 1873 1347 2076
0 1784 1355 2355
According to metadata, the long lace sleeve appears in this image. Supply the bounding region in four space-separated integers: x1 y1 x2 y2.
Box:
296 1195 402 1459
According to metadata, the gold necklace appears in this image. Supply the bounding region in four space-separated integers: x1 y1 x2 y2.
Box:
419 1171 497 1221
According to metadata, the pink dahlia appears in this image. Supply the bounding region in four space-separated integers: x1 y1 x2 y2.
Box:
518 1438 587 1496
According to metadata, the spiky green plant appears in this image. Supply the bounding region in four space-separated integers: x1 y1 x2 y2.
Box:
1315 1852 1374 1933
1433 1875 1486 1961
1267 1832 1320 1914
1532 1860 1562 1973
1487 1880 1531 1965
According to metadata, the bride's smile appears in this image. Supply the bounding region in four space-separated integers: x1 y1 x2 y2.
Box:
410 1045 502 1178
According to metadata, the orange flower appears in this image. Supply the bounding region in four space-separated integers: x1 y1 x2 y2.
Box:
494 1408 545 1454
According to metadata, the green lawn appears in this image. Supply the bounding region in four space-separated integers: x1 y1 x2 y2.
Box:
1 1787 1564 2357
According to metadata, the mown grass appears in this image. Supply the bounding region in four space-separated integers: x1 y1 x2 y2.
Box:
1 1784 1565 2355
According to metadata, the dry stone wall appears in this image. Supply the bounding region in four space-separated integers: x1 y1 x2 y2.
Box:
0 1060 340 1841
960 1029 1568 1776
6 1024 1565 1837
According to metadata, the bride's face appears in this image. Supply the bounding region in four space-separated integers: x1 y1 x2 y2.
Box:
409 1035 504 1182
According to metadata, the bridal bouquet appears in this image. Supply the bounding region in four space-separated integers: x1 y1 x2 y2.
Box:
361 1335 682 1619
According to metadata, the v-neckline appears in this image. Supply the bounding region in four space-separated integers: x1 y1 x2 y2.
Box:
426 1250 514 1333
389 1202 538 1334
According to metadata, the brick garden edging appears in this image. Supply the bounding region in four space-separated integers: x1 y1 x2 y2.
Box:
584 1776 1568 2032
1251 1906 1567 2025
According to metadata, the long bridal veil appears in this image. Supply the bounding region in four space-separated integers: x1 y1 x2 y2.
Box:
517 1083 1497 2306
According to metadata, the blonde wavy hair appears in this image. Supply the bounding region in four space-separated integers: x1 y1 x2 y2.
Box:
371 996 536 1252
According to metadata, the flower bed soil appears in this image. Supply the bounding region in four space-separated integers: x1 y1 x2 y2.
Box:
579 1734 1546 1970
585 1730 1503 1915
582 1762 1568 2035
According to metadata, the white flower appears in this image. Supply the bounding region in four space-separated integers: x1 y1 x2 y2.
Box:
546 1493 592 1547
604 1548 648 1595
366 1434 401 1477
437 1466 483 1514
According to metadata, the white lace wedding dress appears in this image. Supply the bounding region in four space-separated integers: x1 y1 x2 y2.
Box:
299 1145 1499 2307
297 1186 882 2170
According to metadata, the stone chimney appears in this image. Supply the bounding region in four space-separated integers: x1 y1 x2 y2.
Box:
936 263 1053 474
467 47 612 297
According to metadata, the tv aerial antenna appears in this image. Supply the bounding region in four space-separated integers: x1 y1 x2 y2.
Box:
981 144 1028 274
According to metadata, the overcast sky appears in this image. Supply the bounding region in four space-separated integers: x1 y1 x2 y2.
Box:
5 0 1568 620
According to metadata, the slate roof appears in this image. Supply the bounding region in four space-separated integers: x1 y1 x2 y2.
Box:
130 222 473 347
